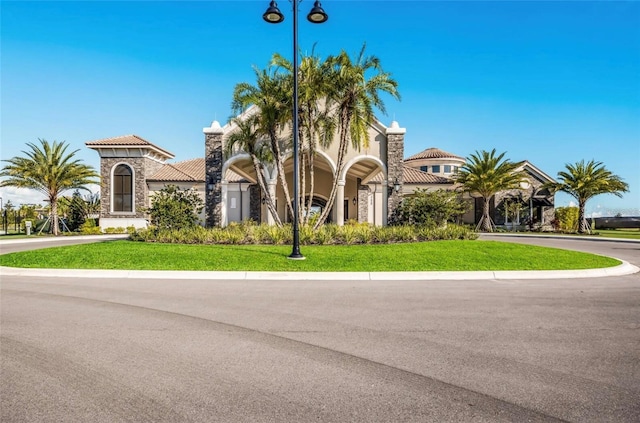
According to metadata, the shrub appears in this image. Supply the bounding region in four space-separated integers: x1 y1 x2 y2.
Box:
554 207 579 232
129 223 477 245
147 185 204 230
80 219 101 235
393 189 468 226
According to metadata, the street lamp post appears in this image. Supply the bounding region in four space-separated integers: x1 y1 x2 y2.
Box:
263 0 328 260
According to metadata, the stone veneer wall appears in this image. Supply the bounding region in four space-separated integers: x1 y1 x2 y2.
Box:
205 132 223 227
99 156 164 219
386 133 404 220
492 176 554 229
357 185 369 223
249 184 261 222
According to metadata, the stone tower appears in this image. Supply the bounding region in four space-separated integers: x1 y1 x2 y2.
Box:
85 135 174 229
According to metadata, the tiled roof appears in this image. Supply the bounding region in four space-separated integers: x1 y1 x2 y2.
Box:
405 147 464 161
148 158 248 183
85 135 175 158
149 158 204 182
370 167 453 184
403 166 453 184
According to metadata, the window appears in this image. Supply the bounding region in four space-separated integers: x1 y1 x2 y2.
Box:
444 165 452 173
431 165 441 173
113 164 133 212
453 166 459 173
420 165 428 172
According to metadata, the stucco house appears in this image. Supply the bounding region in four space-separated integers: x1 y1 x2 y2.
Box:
86 112 555 231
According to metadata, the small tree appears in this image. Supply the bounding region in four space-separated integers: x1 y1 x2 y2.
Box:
0 139 99 235
394 189 468 227
147 185 204 230
554 207 579 232
455 149 527 232
66 190 87 232
545 160 629 233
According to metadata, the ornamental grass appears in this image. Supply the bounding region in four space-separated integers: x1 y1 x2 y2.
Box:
129 221 477 245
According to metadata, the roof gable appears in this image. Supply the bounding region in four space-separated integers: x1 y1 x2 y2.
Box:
86 134 175 160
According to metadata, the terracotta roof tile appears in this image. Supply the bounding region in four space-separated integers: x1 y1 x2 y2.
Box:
85 134 175 158
405 147 464 161
149 158 204 182
369 167 453 184
403 166 453 184
148 158 248 183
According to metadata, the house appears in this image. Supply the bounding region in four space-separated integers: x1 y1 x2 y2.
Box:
86 114 555 231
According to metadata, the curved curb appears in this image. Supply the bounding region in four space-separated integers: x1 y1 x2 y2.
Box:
0 234 129 246
1 260 637 281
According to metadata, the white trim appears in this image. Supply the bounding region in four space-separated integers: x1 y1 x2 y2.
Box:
222 153 258 184
99 217 147 230
340 155 387 182
109 162 135 214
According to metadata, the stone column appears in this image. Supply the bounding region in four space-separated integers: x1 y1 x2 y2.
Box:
382 180 389 226
386 121 406 223
204 121 224 227
357 185 369 223
220 181 228 227
249 184 261 223
336 180 345 226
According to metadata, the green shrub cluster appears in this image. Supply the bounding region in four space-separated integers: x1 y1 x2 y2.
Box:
553 207 579 232
129 222 477 245
79 219 101 235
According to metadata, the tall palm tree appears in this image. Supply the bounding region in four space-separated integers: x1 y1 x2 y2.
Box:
313 43 400 229
0 139 99 235
545 160 629 233
232 66 295 222
272 48 336 225
225 116 283 227
455 149 527 232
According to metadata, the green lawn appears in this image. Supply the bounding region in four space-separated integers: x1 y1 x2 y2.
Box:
0 239 620 271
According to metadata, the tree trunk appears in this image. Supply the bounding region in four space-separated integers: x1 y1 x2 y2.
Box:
252 156 282 227
50 197 59 236
314 109 351 229
481 197 493 232
268 129 294 222
578 200 588 234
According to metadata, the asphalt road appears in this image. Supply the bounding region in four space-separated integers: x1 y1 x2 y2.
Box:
1 235 639 422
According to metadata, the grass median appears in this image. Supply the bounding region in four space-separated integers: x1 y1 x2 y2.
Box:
0 239 620 272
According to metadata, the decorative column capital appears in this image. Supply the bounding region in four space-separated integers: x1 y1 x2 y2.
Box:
203 120 224 135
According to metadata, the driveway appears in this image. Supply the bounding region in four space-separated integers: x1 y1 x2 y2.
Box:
1 235 639 422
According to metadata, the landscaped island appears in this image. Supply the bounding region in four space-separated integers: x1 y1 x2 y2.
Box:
0 239 619 272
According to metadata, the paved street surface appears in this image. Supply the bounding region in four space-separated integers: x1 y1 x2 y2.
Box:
1 236 639 422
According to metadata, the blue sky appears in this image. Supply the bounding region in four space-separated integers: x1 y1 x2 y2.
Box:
2 0 639 216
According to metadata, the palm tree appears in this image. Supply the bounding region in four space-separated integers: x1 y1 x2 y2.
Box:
313 44 400 229
455 149 527 232
0 139 99 235
225 116 283 226
272 48 336 225
545 160 629 233
232 66 295 222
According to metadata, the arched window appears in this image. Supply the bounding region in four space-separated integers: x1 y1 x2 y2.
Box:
113 164 133 212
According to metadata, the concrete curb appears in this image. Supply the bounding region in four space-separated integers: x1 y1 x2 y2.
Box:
0 234 129 245
1 260 637 281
